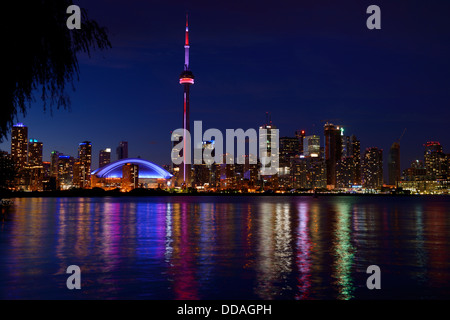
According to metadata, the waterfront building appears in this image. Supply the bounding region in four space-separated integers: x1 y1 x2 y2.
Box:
57 155 75 189
336 156 355 188
303 135 321 157
75 141 92 188
50 151 60 178
291 154 327 190
10 123 28 170
193 140 215 189
99 148 111 168
235 154 259 192
324 123 342 189
24 139 44 191
295 129 306 155
337 134 361 188
279 136 300 189
215 153 236 190
424 141 448 180
116 141 128 160
362 147 383 189
259 116 279 189
388 142 401 186
27 139 43 166
351 135 361 185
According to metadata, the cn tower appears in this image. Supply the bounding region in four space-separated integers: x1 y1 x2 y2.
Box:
178 13 194 187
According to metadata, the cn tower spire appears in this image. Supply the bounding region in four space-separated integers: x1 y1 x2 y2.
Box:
184 12 190 70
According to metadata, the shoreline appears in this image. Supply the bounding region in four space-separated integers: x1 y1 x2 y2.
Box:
1 189 446 198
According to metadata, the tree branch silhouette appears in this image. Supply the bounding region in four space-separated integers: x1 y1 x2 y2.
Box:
2 0 111 141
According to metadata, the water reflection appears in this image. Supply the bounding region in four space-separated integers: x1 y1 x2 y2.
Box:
332 201 355 300
1 196 449 299
296 202 311 299
424 200 450 289
255 202 279 299
167 201 199 299
414 205 427 285
254 202 295 299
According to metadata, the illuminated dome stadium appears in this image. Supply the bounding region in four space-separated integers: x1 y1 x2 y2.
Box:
91 158 172 179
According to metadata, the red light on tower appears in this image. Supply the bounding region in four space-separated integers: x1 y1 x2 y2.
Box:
179 77 194 84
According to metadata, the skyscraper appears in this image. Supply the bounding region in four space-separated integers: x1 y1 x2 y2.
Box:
193 140 214 188
351 135 361 185
116 141 128 160
99 148 111 168
27 139 43 166
241 153 259 191
388 142 401 186
24 139 44 191
279 137 299 189
73 161 81 188
295 129 306 155
337 134 361 187
291 155 327 190
303 135 321 157
259 119 279 175
58 155 75 189
50 151 60 178
324 122 342 188
336 156 355 188
11 123 28 170
77 141 92 188
362 147 383 189
424 141 447 179
178 13 195 188
216 153 236 190
279 137 299 168
402 160 426 181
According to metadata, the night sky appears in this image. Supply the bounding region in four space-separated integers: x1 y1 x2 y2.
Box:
2 0 450 179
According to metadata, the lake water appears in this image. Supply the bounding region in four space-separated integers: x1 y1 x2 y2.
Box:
0 196 449 300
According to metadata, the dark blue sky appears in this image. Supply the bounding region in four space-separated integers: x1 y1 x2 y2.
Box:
2 0 450 177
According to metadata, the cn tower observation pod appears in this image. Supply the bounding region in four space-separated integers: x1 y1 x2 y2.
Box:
179 70 194 84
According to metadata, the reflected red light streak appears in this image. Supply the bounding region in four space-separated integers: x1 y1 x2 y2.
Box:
171 202 199 299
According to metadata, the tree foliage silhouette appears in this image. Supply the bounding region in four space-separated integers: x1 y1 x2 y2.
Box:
2 1 111 141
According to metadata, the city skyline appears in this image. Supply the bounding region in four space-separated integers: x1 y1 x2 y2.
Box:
3 120 449 192
1 1 450 177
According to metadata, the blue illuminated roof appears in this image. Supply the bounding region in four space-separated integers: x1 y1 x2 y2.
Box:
91 158 173 179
